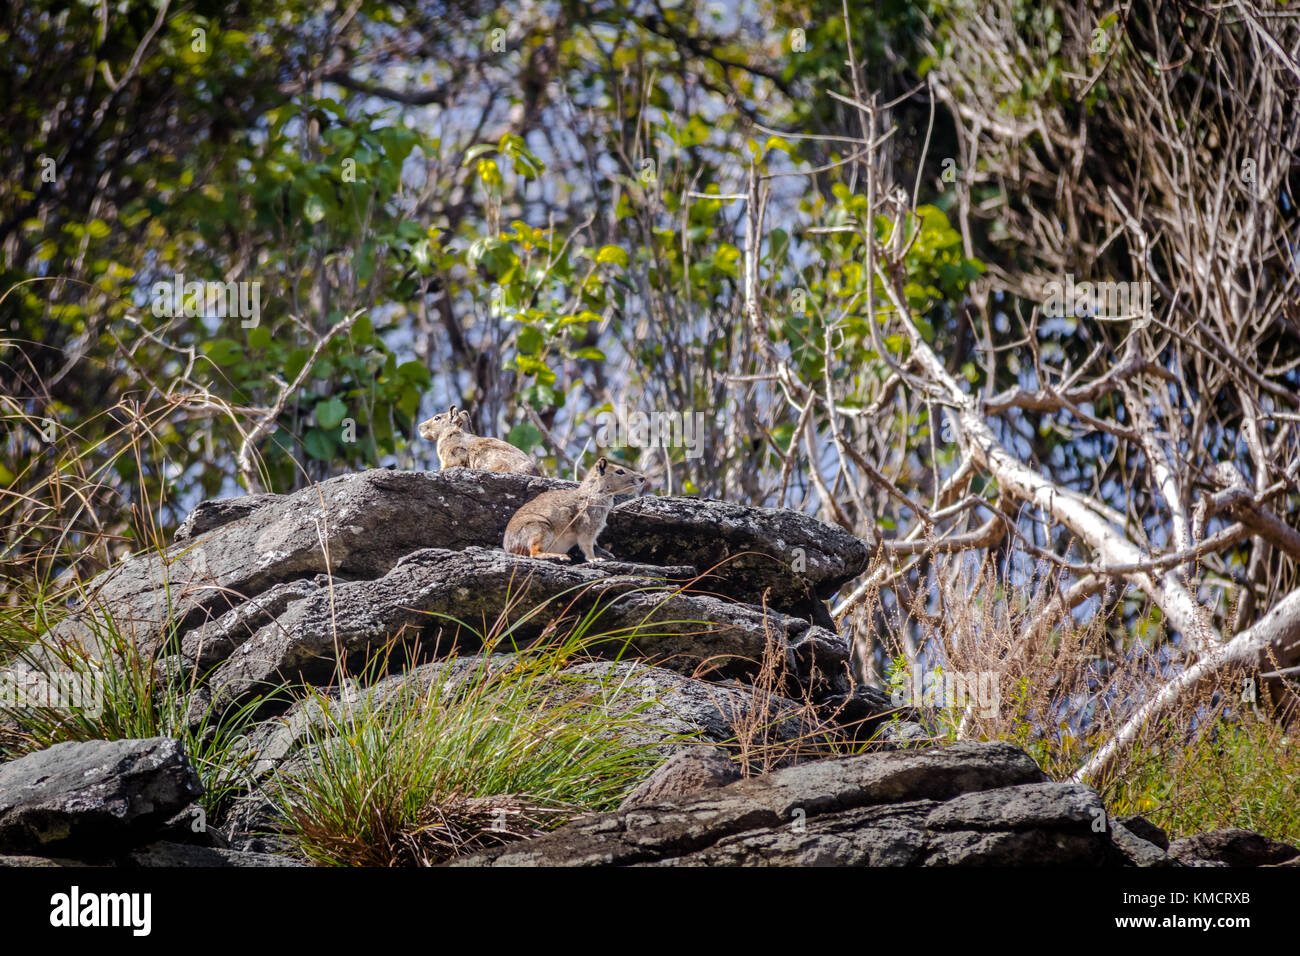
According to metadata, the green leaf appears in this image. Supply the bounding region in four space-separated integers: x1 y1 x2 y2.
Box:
396 360 431 386
411 239 431 268
351 314 375 345
304 195 326 224
595 245 629 267
205 339 242 366
559 310 602 326
303 428 336 461
461 143 497 166
764 136 794 155
507 421 545 452
284 347 310 381
513 355 555 383
770 422 796 452
324 128 355 150
356 241 375 282
516 325 544 355
397 385 420 418
521 383 561 408
315 398 347 429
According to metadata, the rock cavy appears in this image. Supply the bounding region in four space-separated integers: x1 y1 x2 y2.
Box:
503 456 646 560
418 405 539 475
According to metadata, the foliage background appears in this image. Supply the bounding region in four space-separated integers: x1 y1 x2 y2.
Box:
3 1 1299 790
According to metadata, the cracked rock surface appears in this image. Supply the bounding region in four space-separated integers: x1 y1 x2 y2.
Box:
13 469 867 722
450 741 1129 866
0 738 203 855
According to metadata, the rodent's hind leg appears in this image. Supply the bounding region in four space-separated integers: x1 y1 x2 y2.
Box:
527 538 571 561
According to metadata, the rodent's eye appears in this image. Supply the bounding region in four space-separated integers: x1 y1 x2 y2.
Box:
616 468 625 474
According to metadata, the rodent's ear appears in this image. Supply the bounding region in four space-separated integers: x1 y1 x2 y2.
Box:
447 404 458 416
455 410 471 427
595 456 608 474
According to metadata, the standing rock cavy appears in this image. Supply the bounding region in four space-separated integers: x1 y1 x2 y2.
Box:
503 456 646 560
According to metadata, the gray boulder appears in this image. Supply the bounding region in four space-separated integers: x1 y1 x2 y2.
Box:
188 547 850 721
126 841 306 867
0 853 109 867
452 740 1055 866
0 738 203 854
44 469 865 670
1116 814 1169 850
1108 819 1173 867
1168 828 1300 867
923 782 1104 831
619 749 743 810
921 782 1113 866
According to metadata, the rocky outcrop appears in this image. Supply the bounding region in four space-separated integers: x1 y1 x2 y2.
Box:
1 732 1291 868
453 740 1299 868
452 741 1131 866
5 468 1290 870
1167 828 1300 867
125 842 307 867
12 469 869 729
0 467 894 868
187 547 851 721
619 749 743 810
0 738 202 855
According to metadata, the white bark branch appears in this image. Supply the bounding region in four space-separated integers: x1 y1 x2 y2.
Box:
1074 584 1300 783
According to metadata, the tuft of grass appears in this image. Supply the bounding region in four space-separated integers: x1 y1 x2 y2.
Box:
0 581 278 819
1109 712 1300 845
271 609 688 867
703 615 891 773
863 558 1300 843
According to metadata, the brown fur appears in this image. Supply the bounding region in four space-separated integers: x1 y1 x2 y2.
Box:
417 405 540 475
503 457 647 561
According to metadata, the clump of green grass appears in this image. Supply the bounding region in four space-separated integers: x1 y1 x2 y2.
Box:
271 604 693 867
0 579 277 819
867 559 1300 843
1109 712 1300 845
